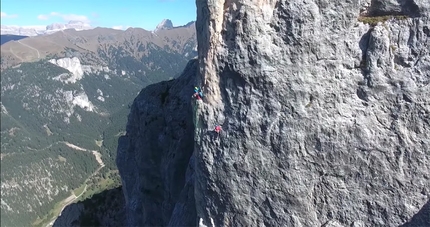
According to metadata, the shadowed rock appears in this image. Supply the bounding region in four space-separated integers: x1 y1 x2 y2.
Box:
116 59 198 226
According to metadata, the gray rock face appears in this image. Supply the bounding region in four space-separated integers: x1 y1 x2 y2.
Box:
117 0 430 226
366 0 426 17
155 19 174 31
116 59 198 226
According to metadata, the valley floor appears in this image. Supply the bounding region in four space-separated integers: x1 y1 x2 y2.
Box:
32 141 105 227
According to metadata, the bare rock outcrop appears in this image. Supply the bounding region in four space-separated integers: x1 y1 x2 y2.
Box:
117 59 198 226
117 0 430 226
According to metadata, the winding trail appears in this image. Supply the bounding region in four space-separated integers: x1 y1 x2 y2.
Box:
43 141 105 227
9 47 24 61
3 135 106 226
62 142 105 167
17 40 40 59
26 141 61 152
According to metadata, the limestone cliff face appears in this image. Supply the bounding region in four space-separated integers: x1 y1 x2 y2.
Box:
117 0 430 226
117 59 198 226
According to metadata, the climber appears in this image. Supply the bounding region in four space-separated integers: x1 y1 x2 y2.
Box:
192 92 202 100
214 125 222 134
192 86 203 101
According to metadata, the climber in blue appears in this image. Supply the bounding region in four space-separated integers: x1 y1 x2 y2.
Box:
193 86 203 101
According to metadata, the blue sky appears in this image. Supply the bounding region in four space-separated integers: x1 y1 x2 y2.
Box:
0 0 196 30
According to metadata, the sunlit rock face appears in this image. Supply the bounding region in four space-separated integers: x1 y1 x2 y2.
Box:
117 0 430 226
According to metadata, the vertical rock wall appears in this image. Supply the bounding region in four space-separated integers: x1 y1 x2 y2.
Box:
117 0 430 226
194 0 429 226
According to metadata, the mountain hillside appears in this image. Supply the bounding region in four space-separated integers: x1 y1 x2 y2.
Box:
117 0 429 226
1 21 196 227
0 21 196 70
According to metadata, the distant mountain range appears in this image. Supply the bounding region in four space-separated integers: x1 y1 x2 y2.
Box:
0 20 196 70
1 21 92 36
0 19 194 37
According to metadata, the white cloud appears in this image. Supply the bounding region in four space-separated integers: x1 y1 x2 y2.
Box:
61 14 89 22
37 14 49 20
1 12 18 18
36 12 90 23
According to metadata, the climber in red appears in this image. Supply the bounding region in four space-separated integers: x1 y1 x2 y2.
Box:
192 92 202 100
214 125 222 134
192 86 203 101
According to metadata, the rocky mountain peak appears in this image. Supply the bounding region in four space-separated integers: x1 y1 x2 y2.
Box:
46 23 65 30
67 20 86 25
184 21 196 27
117 0 430 226
46 20 91 31
155 19 174 31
